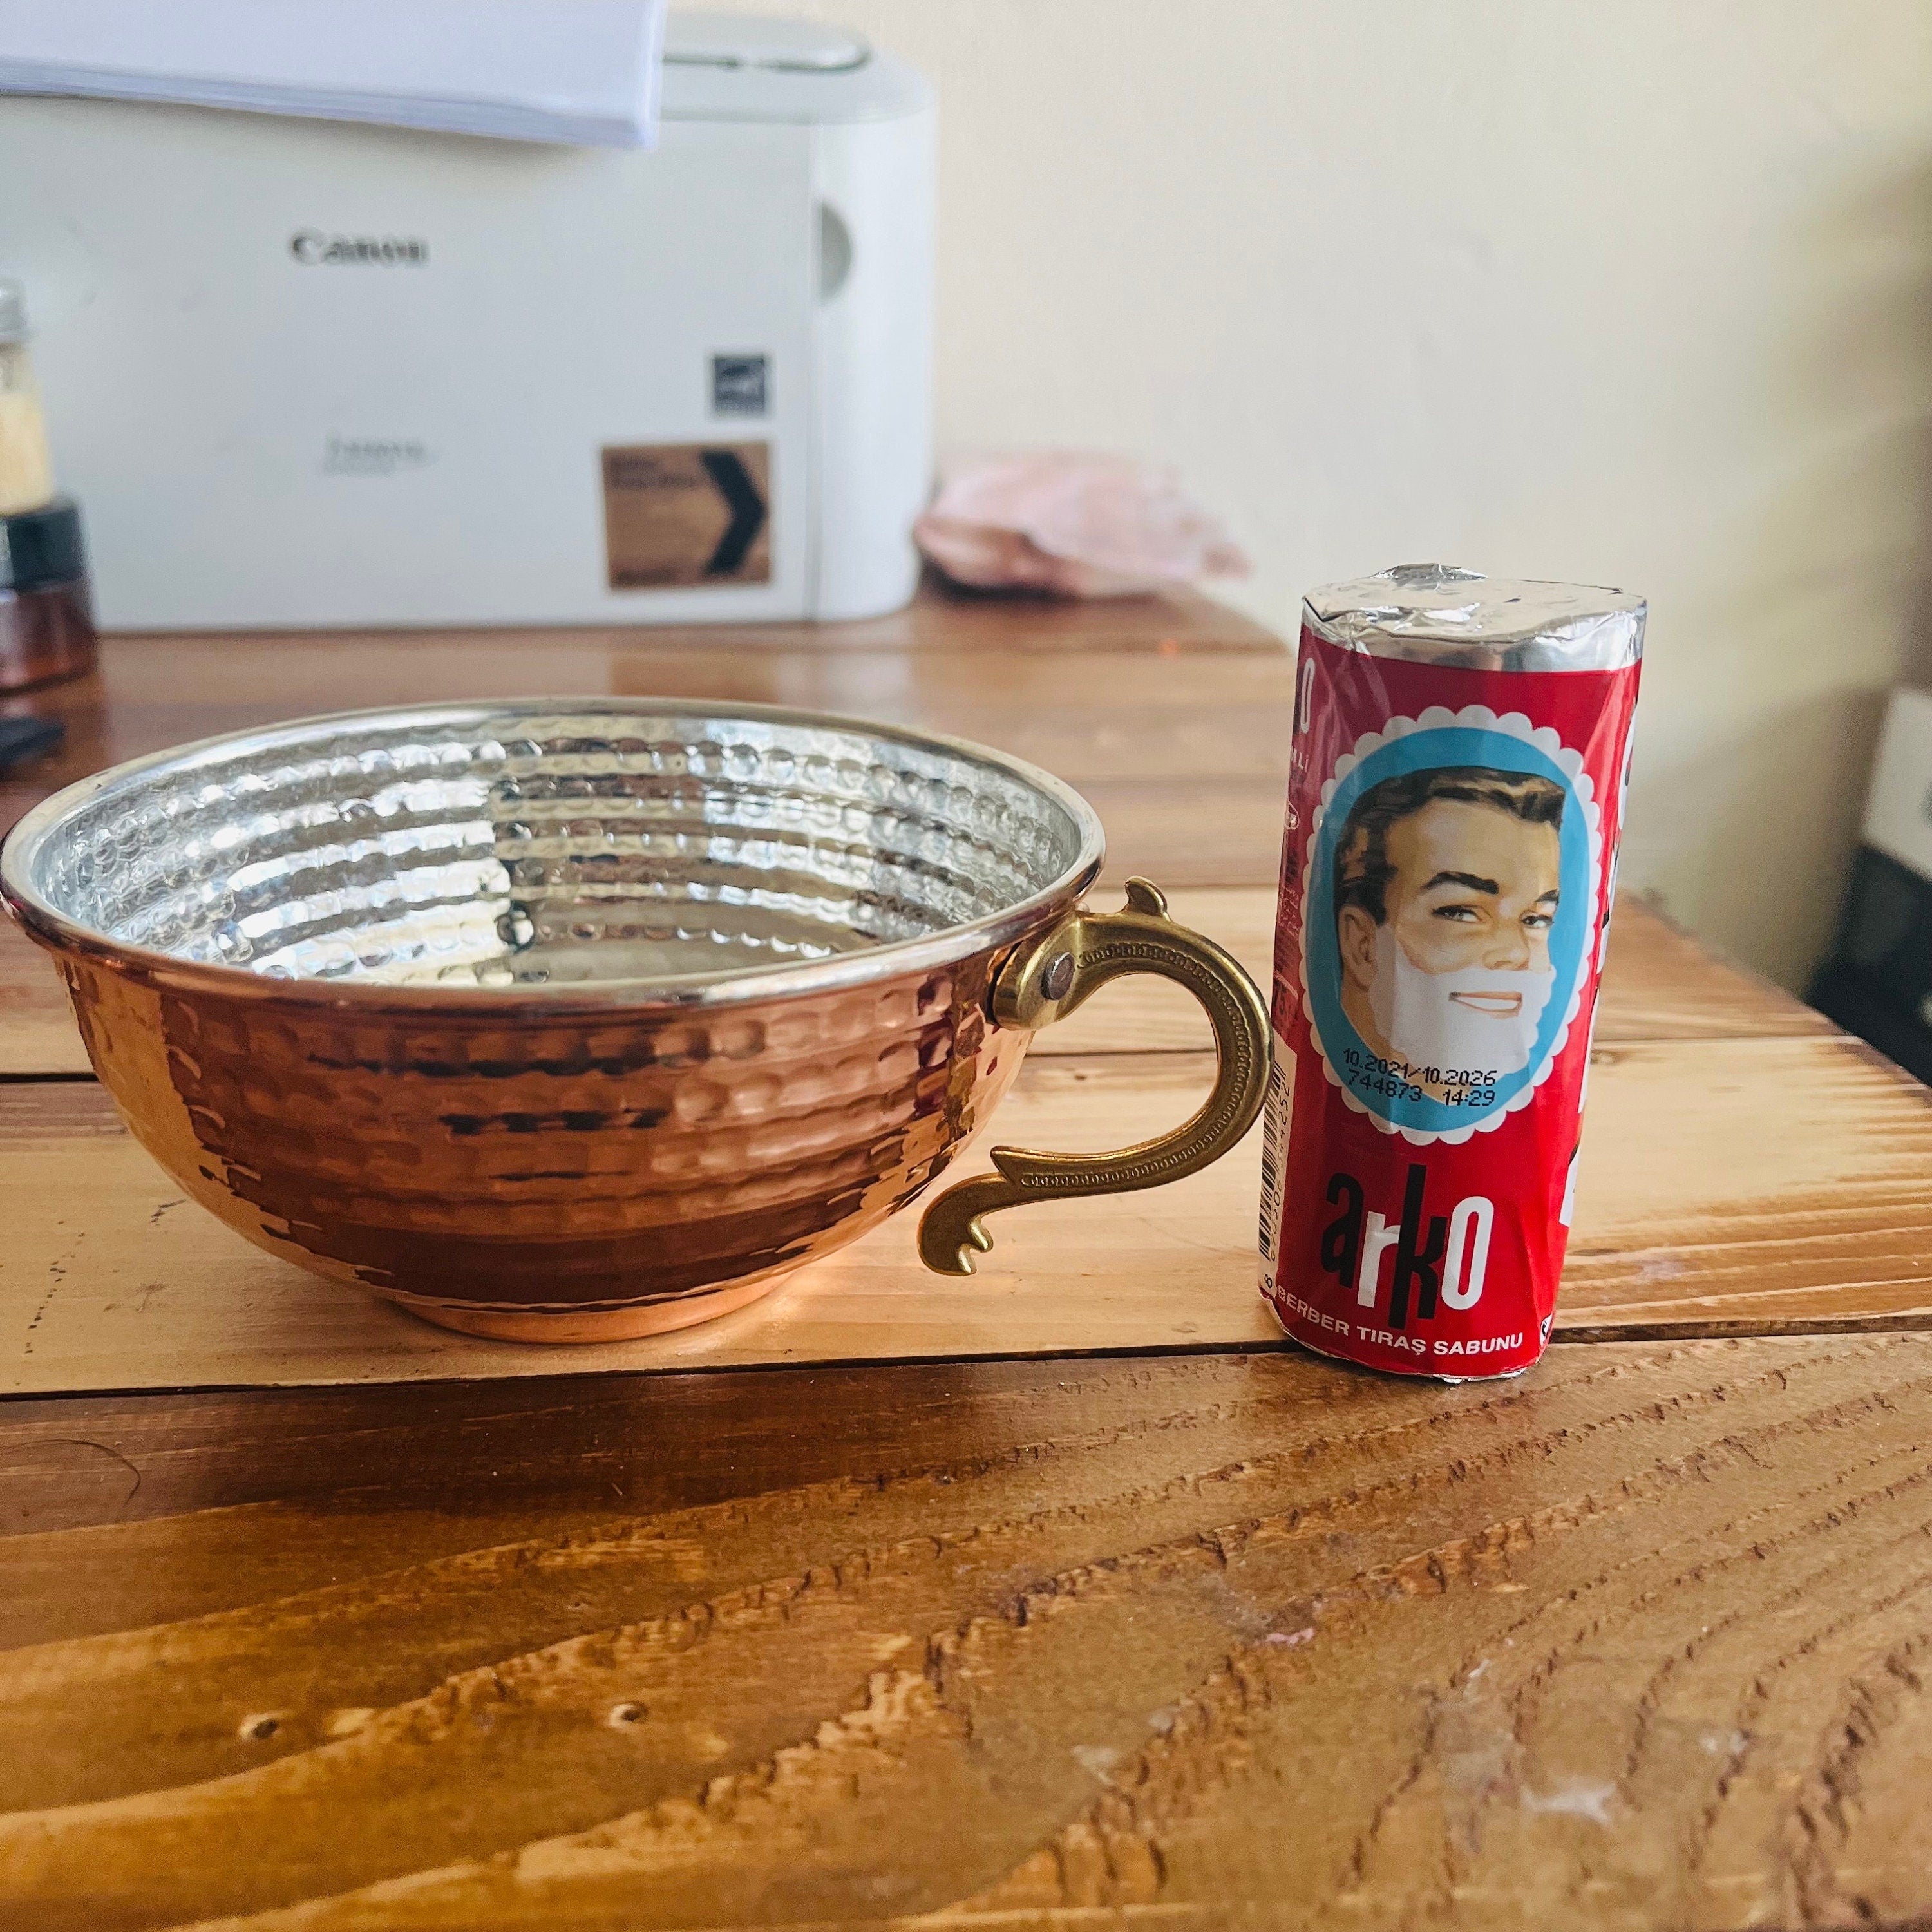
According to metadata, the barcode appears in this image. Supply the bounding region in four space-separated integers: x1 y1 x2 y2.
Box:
1256 1043 1291 1264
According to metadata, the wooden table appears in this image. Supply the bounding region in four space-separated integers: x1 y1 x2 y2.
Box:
5 586 1932 1931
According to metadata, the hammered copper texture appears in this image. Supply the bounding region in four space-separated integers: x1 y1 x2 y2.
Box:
4 703 1099 1340
59 947 1028 1336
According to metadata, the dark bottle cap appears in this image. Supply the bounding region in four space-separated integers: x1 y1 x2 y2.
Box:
0 495 87 591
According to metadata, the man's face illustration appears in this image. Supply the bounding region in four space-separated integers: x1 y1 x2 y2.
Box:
1339 796 1561 1092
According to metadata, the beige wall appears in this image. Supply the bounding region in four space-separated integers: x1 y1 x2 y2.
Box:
752 0 1932 987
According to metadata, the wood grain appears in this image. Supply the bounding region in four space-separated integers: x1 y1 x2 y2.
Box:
5 1336 1932 1928
1047 891 1832 1057
3 571 1924 1932
0 886 1293 1079
0 581 1285 831
3 652 1298 791
0 912 82 1077
1 885 1271 1080
1599 892 1835 1040
5 1025 1928 1397
0 891 1835 1081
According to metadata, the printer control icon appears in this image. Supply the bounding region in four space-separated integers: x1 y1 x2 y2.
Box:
712 354 770 418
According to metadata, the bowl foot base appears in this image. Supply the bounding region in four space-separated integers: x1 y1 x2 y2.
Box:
377 1272 786 1344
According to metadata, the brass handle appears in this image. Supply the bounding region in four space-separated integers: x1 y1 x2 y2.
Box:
918 878 1271 1276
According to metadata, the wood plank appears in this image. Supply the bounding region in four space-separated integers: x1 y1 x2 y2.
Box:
5 1027 1928 1398
0 911 83 1077
3 656 1297 795
0 887 1280 1081
5 582 1278 672
1598 893 1834 1041
0 886 1283 1079
106 633 1289 717
0 582 1287 835
0 884 1287 1080
0 1059 1278 1397
1050 893 1832 1057
0 888 1828 1081
4 1336 1932 1927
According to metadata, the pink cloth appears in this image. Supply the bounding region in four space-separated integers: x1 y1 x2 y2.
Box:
915 453 1249 598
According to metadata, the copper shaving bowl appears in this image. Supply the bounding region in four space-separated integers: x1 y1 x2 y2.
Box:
1 699 1267 1342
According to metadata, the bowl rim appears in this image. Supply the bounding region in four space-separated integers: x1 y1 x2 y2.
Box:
0 696 1108 1014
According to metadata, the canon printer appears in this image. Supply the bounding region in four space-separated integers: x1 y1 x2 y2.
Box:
0 12 934 627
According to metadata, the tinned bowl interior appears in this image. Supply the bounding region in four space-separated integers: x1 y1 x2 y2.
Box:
5 701 1101 994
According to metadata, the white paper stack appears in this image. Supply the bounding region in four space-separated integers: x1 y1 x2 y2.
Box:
0 0 667 147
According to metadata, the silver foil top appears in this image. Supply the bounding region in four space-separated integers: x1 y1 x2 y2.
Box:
1303 564 1645 672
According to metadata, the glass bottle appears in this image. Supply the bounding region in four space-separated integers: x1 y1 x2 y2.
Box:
0 282 55 517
